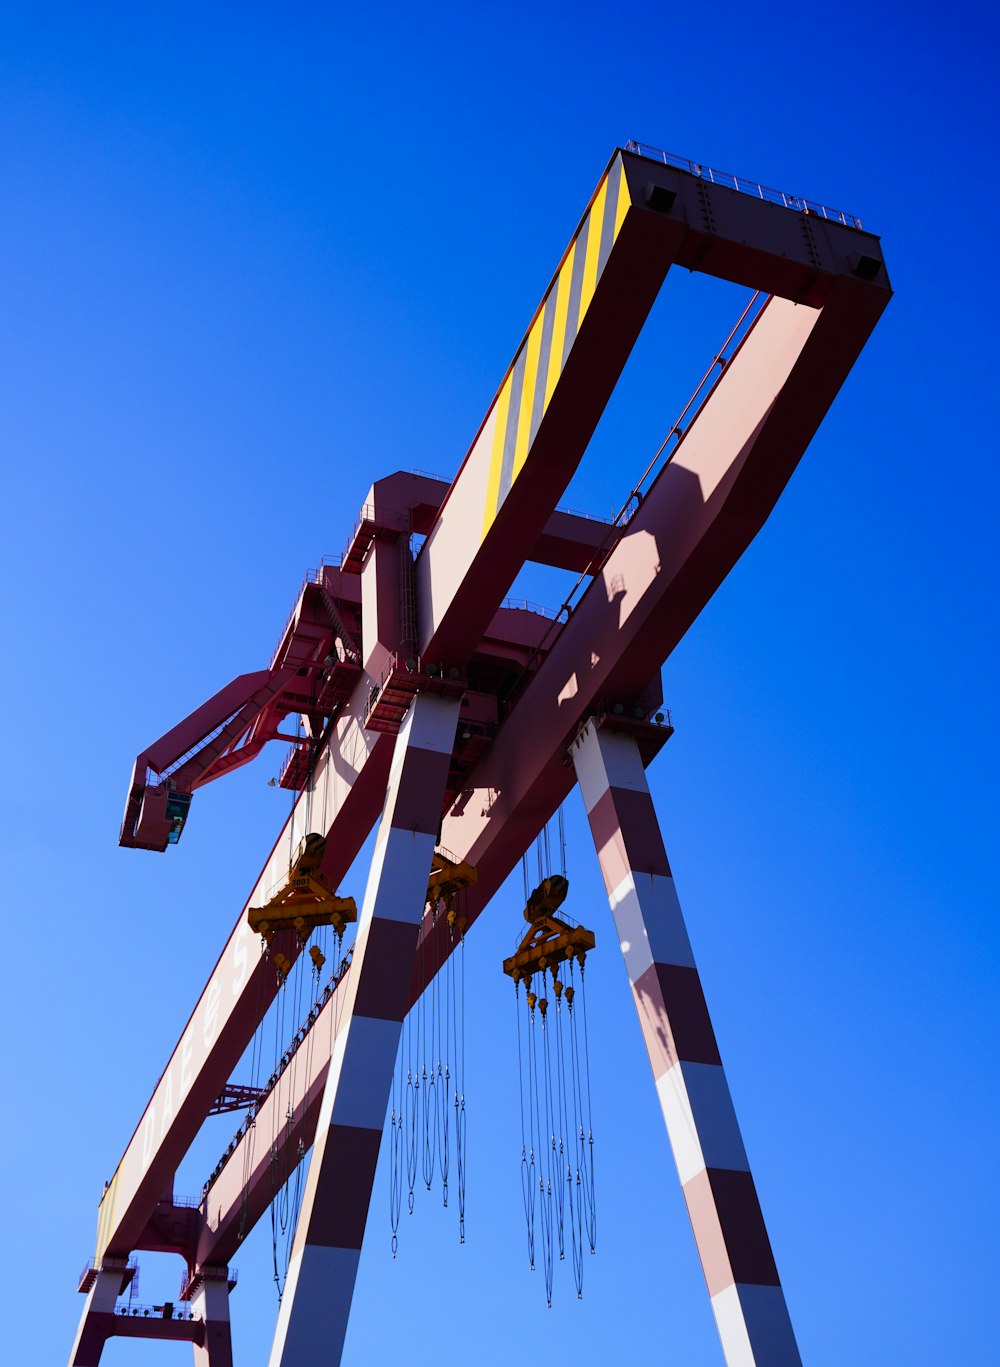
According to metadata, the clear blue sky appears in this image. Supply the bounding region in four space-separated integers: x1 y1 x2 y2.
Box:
2 3 997 1364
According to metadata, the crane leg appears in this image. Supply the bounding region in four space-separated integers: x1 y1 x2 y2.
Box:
570 719 802 1367
67 1266 119 1366
190 1270 233 1367
268 691 461 1366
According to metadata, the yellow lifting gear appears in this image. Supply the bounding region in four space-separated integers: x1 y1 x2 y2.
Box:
248 833 357 941
502 875 595 983
426 851 477 911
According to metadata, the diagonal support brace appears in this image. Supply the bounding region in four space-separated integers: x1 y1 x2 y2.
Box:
570 718 802 1367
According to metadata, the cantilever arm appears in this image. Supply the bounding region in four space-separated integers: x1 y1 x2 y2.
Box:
120 668 294 850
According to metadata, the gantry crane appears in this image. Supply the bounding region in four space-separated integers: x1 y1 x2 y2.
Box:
70 141 890 1367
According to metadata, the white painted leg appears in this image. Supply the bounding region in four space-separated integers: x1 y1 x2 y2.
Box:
571 719 801 1367
268 692 461 1366
68 1268 120 1367
190 1270 233 1367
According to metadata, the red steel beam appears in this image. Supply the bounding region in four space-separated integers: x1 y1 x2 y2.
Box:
96 698 393 1261
426 279 890 979
414 146 887 665
196 978 346 1266
95 605 541 1261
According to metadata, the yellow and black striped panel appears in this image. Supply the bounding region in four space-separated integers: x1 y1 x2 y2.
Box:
95 1166 122 1262
481 152 631 539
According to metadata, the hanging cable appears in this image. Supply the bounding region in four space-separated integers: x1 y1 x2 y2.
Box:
456 889 467 1243
390 854 472 1255
503 823 597 1305
514 975 535 1272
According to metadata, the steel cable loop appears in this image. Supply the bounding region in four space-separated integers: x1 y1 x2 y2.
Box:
432 920 443 1191
456 917 467 1244
541 984 556 1306
269 964 286 1301
553 984 570 1266
423 903 442 1192
405 1004 418 1216
238 938 270 1242
389 1029 404 1256
515 977 536 1270
579 964 597 1253
505 809 596 1304
526 982 539 1270
566 959 586 1295
440 940 454 1205
390 882 468 1252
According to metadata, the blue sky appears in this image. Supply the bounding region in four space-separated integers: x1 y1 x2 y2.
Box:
2 3 997 1364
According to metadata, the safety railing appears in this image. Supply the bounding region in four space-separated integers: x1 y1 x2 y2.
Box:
501 597 559 619
624 140 863 229
78 1254 137 1288
113 1302 200 1321
553 502 611 523
153 709 243 786
178 1267 239 1298
270 556 341 667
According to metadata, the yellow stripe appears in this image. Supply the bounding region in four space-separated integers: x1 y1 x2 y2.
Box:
577 175 609 330
511 311 545 480
480 152 633 541
614 156 631 238
543 241 575 410
95 1169 119 1261
95 1186 106 1261
481 376 513 538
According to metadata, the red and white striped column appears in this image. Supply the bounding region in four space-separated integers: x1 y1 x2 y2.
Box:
68 1266 120 1366
190 1268 233 1367
268 691 461 1366
570 719 801 1367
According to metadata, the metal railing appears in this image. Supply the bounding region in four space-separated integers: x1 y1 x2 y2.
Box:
113 1302 199 1321
270 556 341 667
178 1267 239 1298
624 140 863 229
79 1254 137 1291
501 597 559 619
153 709 244 786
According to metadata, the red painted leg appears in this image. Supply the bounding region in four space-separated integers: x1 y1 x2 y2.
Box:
68 1267 118 1366
268 691 461 1366
190 1268 233 1367
571 719 802 1367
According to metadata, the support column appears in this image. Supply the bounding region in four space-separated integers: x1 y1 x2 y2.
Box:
68 1267 119 1367
190 1269 233 1367
570 719 802 1367
269 691 461 1366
